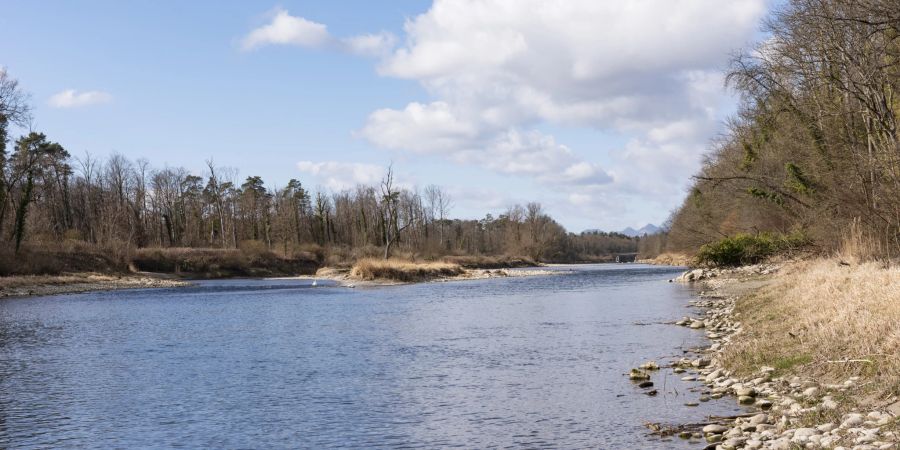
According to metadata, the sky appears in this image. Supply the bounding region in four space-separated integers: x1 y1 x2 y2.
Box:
0 0 771 232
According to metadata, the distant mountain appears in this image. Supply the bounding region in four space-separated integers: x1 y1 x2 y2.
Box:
620 224 660 237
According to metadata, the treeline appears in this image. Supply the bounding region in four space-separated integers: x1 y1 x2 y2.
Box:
646 0 900 260
0 70 636 273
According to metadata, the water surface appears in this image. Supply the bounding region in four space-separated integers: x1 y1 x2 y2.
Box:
0 264 743 448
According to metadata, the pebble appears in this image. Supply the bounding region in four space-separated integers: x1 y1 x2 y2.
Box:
703 424 729 434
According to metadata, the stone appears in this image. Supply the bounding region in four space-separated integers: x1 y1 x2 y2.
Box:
693 358 711 368
629 369 650 381
640 361 660 371
684 402 699 407
678 431 692 439
722 437 747 449
738 395 755 405
749 414 769 425
703 424 729 434
735 387 757 397
757 399 773 410
841 413 864 428
745 438 763 449
638 381 654 388
802 386 819 397
793 428 819 438
705 369 723 382
816 423 835 433
689 320 706 329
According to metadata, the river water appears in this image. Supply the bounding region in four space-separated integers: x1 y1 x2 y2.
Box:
0 264 745 448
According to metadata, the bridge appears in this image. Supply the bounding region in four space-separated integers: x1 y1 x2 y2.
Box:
615 253 638 263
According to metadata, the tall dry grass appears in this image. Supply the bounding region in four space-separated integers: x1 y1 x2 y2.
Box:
350 258 464 282
638 252 694 266
838 217 890 264
722 258 900 395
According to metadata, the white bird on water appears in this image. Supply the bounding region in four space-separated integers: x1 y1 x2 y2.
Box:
311 279 318 287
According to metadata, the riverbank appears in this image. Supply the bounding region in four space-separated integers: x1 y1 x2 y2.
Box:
658 259 899 449
0 273 189 298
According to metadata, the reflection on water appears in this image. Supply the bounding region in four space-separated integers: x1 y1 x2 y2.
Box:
0 264 742 448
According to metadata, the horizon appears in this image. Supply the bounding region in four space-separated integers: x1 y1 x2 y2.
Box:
0 0 772 233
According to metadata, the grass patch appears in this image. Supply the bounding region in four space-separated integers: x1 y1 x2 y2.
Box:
772 354 813 375
696 232 809 267
350 258 464 282
720 258 900 397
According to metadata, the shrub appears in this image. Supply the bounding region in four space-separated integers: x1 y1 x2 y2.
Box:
696 232 809 267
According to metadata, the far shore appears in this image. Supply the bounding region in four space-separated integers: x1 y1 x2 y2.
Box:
0 263 579 298
0 273 190 299
289 265 569 287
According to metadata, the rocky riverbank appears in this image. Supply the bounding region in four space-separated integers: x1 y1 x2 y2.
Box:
649 262 899 449
0 273 189 298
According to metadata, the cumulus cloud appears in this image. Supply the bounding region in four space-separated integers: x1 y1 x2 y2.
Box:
355 0 765 216
48 89 113 108
241 9 330 51
250 1 767 226
296 161 385 191
241 8 396 56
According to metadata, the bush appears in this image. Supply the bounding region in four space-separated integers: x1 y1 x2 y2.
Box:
696 232 809 267
0 242 128 276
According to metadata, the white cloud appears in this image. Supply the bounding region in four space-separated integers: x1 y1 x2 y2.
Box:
359 101 480 153
354 0 765 220
241 9 397 56
48 89 113 108
241 9 330 51
296 161 385 191
245 1 767 227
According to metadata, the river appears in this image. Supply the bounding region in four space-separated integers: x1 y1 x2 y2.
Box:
0 264 745 448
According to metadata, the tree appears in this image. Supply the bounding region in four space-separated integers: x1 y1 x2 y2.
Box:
0 69 32 241
380 165 409 259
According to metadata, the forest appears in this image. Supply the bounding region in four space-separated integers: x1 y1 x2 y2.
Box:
641 0 900 263
0 74 636 276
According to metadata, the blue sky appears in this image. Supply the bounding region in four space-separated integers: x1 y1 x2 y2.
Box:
0 0 770 232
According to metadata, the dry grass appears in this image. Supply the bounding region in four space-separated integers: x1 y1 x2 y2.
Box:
638 252 694 266
838 217 891 263
131 247 318 277
350 258 465 282
722 258 900 395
